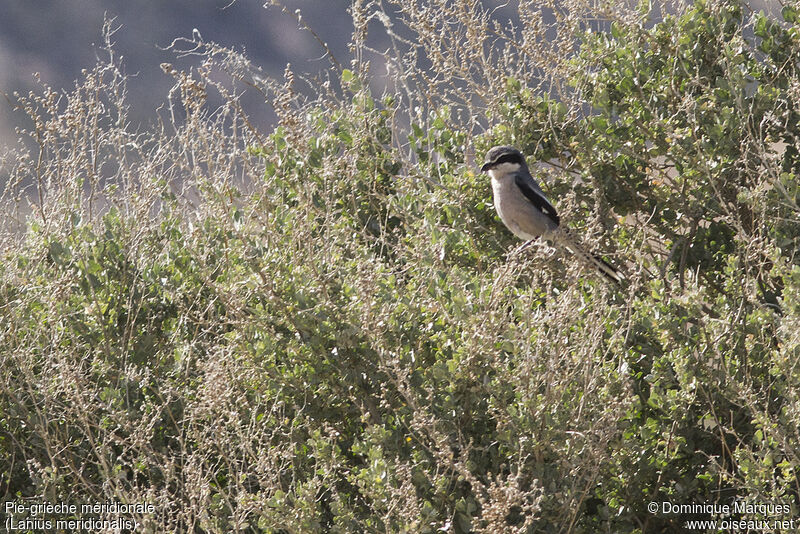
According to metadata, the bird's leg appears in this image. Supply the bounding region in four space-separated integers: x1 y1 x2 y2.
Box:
511 238 537 257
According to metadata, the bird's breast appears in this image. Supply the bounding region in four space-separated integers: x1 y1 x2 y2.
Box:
490 174 554 241
491 175 529 240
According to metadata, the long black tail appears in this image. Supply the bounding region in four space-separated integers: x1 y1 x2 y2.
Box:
553 228 625 285
590 251 624 285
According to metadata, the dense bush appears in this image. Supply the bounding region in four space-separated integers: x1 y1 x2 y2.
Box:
2 1 800 532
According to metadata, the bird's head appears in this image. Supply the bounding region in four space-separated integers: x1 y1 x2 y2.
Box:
480 145 526 174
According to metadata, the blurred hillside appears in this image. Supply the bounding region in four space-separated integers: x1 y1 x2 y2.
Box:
0 0 357 147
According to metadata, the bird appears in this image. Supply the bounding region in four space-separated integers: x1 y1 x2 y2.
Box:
480 145 624 284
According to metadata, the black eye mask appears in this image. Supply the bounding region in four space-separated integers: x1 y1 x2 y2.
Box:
494 152 523 166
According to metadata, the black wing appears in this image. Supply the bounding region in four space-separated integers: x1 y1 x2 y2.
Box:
514 174 560 226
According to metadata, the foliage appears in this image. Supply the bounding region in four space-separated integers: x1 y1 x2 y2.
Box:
2 1 800 532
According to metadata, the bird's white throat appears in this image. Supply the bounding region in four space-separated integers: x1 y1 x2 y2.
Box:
489 162 521 176
488 162 521 183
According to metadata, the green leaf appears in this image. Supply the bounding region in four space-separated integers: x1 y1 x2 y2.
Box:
783 6 800 23
611 22 622 39
337 129 353 146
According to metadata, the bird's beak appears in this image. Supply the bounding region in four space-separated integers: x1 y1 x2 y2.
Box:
480 162 492 173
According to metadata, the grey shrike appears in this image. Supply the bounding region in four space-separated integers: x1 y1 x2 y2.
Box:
480 145 624 284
